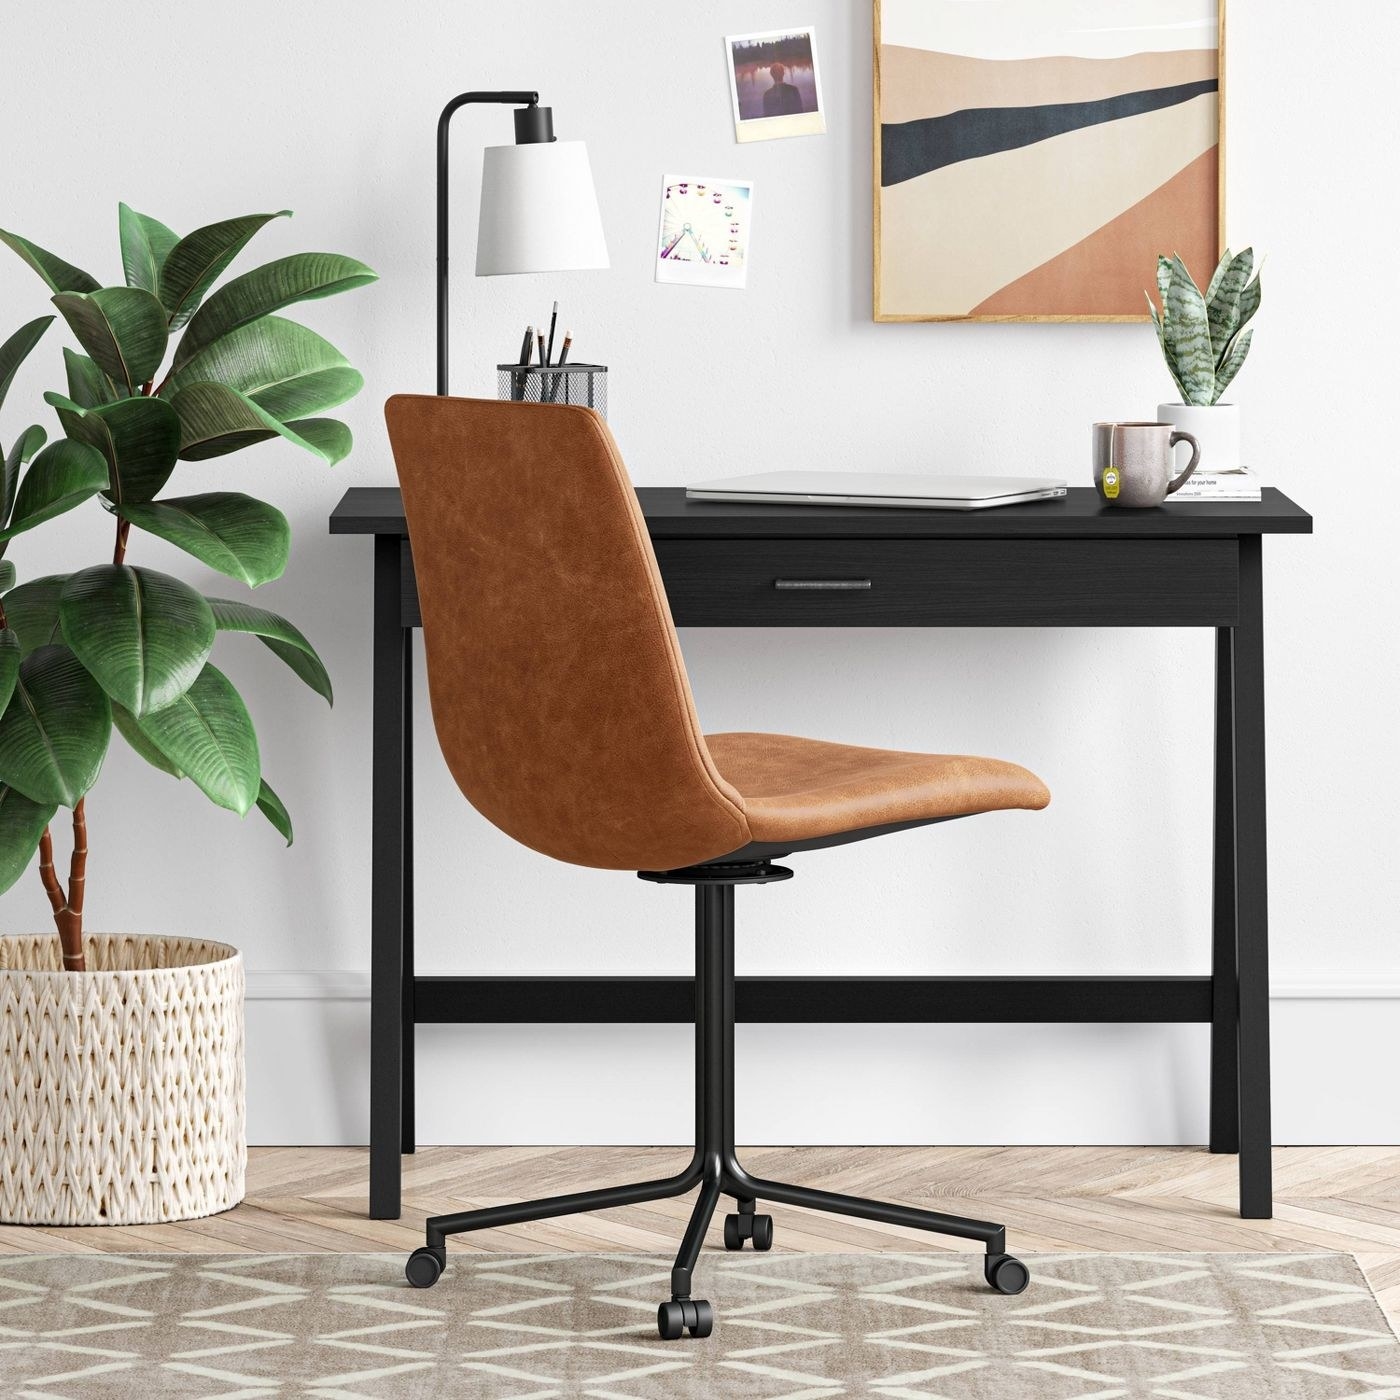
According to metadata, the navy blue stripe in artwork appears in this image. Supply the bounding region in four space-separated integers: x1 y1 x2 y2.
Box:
880 79 1219 187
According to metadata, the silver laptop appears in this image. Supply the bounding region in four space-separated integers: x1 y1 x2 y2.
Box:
685 471 1068 511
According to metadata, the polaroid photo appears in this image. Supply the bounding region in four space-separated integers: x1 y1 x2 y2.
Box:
655 175 754 289
726 27 826 143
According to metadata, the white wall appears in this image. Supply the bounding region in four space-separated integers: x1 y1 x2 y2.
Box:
3 1 1397 1146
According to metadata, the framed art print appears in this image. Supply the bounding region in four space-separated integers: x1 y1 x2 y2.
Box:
874 0 1225 322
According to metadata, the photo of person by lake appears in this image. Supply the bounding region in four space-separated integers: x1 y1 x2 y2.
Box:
726 27 826 142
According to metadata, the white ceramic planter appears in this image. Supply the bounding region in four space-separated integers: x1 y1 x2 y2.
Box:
1157 402 1242 473
0 934 245 1225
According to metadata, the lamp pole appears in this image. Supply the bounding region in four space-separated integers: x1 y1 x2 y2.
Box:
435 91 555 395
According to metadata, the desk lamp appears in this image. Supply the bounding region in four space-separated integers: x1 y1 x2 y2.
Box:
436 92 608 394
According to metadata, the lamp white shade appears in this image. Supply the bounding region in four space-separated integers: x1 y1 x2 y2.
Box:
475 140 609 276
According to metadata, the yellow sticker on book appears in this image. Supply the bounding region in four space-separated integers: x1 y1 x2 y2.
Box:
1102 466 1121 500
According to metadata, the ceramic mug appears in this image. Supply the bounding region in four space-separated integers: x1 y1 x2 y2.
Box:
1093 421 1201 507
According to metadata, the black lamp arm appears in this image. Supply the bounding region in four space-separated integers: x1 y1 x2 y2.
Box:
436 91 553 396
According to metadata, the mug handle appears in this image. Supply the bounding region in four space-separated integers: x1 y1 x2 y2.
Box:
1165 430 1201 494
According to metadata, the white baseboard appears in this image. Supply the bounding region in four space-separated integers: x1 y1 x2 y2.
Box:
242 971 1400 1147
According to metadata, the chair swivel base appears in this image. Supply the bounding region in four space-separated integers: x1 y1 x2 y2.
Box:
404 864 1030 1336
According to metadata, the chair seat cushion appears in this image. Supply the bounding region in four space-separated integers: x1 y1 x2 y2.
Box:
705 732 1050 844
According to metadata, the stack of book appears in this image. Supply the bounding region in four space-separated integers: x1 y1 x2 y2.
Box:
1173 467 1261 502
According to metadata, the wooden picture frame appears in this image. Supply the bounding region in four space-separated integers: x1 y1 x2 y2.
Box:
873 0 1226 323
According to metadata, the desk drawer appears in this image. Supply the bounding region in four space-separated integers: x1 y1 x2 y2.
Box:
653 538 1239 627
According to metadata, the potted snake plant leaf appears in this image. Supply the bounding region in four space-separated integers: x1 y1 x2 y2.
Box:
1147 248 1261 473
0 206 374 1225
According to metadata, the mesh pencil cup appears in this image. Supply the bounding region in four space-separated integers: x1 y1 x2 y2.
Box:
498 363 607 418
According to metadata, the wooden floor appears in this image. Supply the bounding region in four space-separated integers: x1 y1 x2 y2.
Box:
4 1146 1398 1328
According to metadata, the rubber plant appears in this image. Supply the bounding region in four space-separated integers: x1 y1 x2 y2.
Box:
1147 248 1261 406
0 207 375 969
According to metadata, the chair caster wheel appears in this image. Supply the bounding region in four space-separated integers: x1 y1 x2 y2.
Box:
723 1211 774 1250
405 1246 444 1288
985 1254 1030 1295
657 1298 714 1339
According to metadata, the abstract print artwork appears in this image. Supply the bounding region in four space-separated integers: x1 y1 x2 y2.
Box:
874 0 1223 321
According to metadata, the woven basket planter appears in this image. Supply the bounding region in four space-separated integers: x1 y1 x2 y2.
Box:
0 934 245 1225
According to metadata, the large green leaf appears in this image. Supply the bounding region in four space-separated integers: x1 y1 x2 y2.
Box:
167 316 362 421
0 315 54 418
3 424 47 528
158 210 291 329
52 287 169 394
63 347 120 409
118 204 179 295
285 416 351 466
112 701 183 778
2 575 67 656
170 381 346 463
46 392 179 505
0 230 98 294
0 783 57 896
255 777 293 845
0 439 108 543
130 662 259 815
118 492 290 587
0 628 18 714
0 561 13 592
1163 256 1216 407
176 252 376 368
58 565 215 717
207 595 332 704
0 644 111 807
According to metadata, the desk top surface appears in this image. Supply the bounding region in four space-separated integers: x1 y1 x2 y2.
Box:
331 485 1311 539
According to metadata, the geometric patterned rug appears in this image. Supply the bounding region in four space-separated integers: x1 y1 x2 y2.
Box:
1 1252 1397 1398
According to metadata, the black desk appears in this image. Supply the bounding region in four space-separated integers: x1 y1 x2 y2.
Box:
330 486 1312 1222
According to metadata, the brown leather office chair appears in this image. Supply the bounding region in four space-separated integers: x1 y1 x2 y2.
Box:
385 395 1050 1338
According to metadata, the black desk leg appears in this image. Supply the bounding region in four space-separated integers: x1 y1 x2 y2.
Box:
1209 625 1240 1154
401 629 416 1156
1234 536 1273 1218
370 534 407 1219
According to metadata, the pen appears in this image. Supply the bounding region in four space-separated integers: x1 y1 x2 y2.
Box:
513 325 533 400
545 299 559 370
546 333 571 402
537 330 547 381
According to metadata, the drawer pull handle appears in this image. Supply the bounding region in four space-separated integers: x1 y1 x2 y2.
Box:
774 578 872 590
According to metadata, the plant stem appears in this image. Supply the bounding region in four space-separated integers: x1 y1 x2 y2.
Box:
68 798 87 925
37 828 64 917
38 824 86 970
113 518 129 567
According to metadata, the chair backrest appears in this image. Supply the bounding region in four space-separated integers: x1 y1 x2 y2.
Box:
385 395 751 870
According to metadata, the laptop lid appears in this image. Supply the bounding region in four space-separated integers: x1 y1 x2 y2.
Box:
685 471 1067 503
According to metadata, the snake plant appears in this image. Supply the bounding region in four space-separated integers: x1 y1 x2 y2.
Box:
0 206 375 969
1147 248 1261 407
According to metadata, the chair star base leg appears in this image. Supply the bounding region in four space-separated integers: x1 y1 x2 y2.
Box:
405 878 1028 1322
